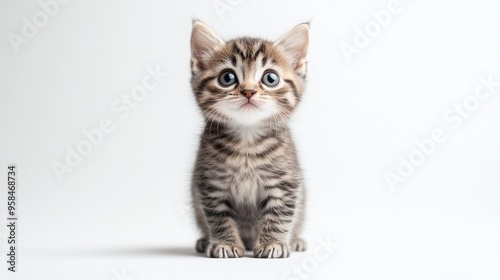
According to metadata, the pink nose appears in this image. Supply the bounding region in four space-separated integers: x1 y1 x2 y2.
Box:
241 89 256 99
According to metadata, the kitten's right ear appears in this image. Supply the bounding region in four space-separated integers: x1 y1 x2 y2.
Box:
190 20 224 71
274 23 309 73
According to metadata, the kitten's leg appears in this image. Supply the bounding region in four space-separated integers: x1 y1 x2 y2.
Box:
192 185 210 253
290 192 307 252
199 183 244 258
290 237 307 252
253 182 298 258
195 236 209 253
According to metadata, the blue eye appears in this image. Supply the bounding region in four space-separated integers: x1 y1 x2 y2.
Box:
218 70 238 87
262 71 279 87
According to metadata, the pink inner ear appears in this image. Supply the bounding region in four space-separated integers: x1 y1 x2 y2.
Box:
275 24 309 71
285 45 307 71
191 50 206 71
191 22 224 72
292 52 306 70
191 39 209 71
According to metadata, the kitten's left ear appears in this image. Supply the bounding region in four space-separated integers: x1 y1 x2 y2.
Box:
274 23 310 72
191 20 224 71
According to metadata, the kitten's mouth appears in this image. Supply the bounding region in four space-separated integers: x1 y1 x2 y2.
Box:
240 101 259 109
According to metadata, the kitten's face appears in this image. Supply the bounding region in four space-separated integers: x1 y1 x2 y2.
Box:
190 21 309 127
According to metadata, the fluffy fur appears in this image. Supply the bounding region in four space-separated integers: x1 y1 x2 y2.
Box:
189 20 309 258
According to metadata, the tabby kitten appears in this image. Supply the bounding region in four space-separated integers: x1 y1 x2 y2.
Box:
190 20 309 258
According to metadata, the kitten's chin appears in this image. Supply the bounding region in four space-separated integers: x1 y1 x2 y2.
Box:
229 105 279 127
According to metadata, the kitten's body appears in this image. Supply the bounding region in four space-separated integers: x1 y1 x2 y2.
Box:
189 22 309 258
192 123 306 251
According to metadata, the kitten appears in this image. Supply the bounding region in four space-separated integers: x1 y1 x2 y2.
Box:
190 20 309 258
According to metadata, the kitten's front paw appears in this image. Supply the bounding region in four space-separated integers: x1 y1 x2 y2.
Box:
253 242 290 258
196 237 209 253
207 242 244 258
291 237 307 252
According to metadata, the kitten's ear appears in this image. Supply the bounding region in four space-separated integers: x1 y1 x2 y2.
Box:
191 20 224 71
274 23 309 72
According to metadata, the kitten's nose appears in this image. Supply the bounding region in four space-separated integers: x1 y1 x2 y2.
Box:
241 89 257 99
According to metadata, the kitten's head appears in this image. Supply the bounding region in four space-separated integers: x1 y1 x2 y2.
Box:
190 21 309 127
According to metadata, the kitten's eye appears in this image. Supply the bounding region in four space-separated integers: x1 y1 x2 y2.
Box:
262 71 280 87
218 70 238 87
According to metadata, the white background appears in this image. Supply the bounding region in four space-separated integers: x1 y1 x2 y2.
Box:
1 0 500 279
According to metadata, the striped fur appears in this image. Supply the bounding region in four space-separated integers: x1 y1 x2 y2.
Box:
190 21 309 258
